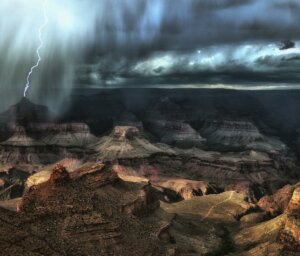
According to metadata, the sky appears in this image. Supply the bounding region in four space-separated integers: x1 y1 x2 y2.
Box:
0 0 300 111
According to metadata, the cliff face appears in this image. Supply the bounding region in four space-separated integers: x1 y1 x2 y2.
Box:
146 120 205 148
0 123 97 165
0 163 172 256
201 120 263 149
94 126 174 161
258 185 295 215
279 185 300 251
200 119 287 153
0 98 99 165
114 151 289 203
2 168 298 256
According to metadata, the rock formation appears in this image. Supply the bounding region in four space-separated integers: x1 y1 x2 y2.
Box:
94 126 174 160
0 163 175 255
0 99 98 165
278 184 300 251
114 150 289 203
258 185 295 215
201 120 264 150
0 90 300 255
146 120 205 148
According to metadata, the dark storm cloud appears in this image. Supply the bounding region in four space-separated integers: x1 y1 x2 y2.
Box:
88 0 300 55
79 42 300 88
81 0 300 88
0 0 300 113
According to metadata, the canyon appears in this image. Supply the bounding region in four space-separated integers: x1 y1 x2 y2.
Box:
0 89 300 255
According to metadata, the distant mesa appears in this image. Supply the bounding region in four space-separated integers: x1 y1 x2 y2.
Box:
0 98 98 165
0 97 54 125
94 125 171 160
200 119 264 151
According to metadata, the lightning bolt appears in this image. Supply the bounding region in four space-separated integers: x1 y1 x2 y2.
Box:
23 0 48 98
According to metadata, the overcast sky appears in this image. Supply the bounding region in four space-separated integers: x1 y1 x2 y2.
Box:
0 0 300 110
78 0 300 88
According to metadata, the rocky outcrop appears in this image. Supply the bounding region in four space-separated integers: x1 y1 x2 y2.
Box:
0 98 98 165
49 164 71 185
114 151 289 203
24 159 86 190
258 185 295 215
279 211 300 251
0 123 98 164
201 120 264 150
200 119 288 154
278 185 300 251
0 163 171 255
141 96 206 148
41 123 98 147
155 178 222 200
287 185 300 212
25 170 52 190
0 125 57 164
94 126 174 160
146 120 205 148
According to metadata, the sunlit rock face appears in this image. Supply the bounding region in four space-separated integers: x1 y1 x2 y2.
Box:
154 178 223 200
287 185 300 212
11 163 167 255
258 185 295 216
278 185 300 251
113 150 290 203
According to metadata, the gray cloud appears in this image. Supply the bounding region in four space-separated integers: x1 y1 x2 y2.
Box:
78 42 300 87
0 0 299 112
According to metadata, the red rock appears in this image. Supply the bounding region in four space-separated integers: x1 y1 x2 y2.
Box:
50 164 71 185
258 185 295 215
278 185 300 251
0 178 5 189
15 163 166 255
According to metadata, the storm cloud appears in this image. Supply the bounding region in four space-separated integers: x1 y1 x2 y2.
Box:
0 0 299 111
88 0 300 53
